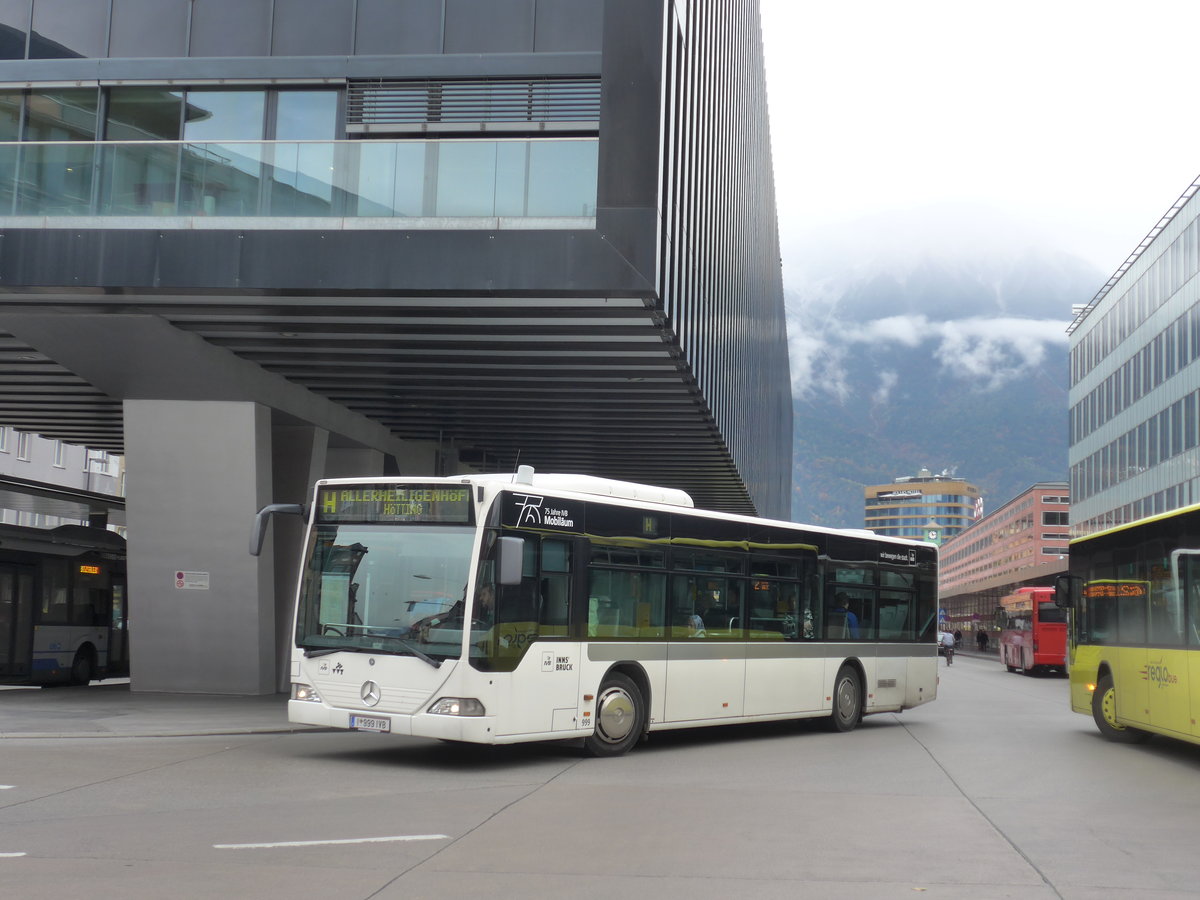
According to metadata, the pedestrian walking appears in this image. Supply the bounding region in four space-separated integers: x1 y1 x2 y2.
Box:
941 630 955 665
976 630 988 652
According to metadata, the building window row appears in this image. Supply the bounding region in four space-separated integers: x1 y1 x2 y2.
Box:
1070 300 1200 443
868 492 972 505
864 504 974 517
1072 214 1199 384
1071 387 1200 503
1075 482 1195 538
867 516 973 529
0 86 598 220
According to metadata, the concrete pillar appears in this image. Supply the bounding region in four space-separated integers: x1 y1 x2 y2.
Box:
324 448 385 478
124 400 275 694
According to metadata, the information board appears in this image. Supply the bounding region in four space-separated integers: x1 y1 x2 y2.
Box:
317 484 473 524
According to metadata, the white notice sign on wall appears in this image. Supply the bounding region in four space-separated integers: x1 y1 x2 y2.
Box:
175 571 210 590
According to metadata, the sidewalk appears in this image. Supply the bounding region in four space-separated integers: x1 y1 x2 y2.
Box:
0 681 309 739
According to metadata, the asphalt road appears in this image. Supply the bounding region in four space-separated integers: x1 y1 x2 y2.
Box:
2 655 1199 898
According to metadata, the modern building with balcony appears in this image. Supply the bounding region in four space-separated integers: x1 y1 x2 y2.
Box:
0 1 791 692
1068 176 1200 537
937 483 1069 633
864 469 981 541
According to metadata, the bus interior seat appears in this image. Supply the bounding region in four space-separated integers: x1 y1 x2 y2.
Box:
826 611 848 639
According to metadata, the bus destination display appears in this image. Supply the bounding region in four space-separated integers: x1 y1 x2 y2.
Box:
318 484 473 524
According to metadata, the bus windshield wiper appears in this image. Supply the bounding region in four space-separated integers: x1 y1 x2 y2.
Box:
303 641 440 667
378 634 442 668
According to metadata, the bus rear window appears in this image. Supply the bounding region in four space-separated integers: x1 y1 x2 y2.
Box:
1037 601 1067 623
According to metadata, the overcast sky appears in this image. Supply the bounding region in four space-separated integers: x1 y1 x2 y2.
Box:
759 0 1200 281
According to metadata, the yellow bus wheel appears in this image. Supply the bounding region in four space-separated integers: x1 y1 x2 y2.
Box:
1091 673 1151 744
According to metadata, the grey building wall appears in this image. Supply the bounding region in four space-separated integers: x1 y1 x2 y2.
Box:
0 0 603 60
0 0 791 518
0 0 792 692
1068 180 1200 536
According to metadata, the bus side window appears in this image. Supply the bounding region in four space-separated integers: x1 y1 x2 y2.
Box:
1179 552 1200 646
1147 541 1182 646
877 592 913 640
539 539 571 635
40 560 69 625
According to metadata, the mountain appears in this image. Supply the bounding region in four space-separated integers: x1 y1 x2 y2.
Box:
785 210 1104 528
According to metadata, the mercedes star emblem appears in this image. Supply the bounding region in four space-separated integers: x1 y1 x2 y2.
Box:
360 680 381 707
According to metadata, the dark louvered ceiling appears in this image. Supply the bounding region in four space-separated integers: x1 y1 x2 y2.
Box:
0 294 756 514
0 332 124 450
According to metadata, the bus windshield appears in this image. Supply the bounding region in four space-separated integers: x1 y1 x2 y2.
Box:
296 524 476 662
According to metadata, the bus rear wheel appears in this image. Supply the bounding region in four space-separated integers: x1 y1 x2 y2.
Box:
825 665 861 733
70 647 95 686
584 672 645 757
1091 673 1150 743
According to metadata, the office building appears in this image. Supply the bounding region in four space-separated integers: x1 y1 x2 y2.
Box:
0 1 791 692
937 483 1069 632
864 468 981 540
1068 177 1200 537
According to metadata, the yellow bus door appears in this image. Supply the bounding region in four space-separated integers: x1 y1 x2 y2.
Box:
1116 647 1151 729
1146 649 1191 737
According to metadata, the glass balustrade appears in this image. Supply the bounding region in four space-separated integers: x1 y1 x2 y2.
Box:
0 138 598 220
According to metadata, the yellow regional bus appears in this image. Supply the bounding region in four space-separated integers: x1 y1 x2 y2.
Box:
1056 503 1200 744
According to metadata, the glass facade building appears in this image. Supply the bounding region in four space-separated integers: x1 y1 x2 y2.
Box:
0 0 791 517
864 469 981 540
0 1 792 693
1068 177 1200 537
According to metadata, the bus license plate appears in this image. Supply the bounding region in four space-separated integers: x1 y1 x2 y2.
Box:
350 715 391 733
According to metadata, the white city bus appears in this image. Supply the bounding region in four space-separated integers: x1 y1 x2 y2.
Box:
255 468 939 756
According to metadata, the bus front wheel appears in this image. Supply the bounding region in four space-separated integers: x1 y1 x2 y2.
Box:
584 672 645 757
825 665 861 733
1091 673 1150 743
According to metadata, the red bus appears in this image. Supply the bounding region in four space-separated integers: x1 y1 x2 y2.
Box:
997 587 1067 675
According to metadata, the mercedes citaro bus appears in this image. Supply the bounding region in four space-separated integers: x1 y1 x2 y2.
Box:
253 468 939 756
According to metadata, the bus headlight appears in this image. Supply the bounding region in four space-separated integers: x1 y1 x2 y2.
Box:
291 683 322 703
428 697 485 716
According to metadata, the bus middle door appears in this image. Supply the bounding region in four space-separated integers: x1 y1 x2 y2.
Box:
497 536 582 737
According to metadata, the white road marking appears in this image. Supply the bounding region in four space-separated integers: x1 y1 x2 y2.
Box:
0 852 26 858
214 834 449 850
0 786 14 790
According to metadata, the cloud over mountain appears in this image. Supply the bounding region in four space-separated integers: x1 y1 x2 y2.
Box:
783 205 1103 528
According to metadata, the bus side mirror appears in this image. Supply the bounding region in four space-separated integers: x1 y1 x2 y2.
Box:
250 503 305 557
497 536 525 585
1054 574 1080 609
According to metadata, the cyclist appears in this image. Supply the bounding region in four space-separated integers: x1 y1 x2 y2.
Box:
940 629 955 665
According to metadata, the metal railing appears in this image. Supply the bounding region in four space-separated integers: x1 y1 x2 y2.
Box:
0 137 599 221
